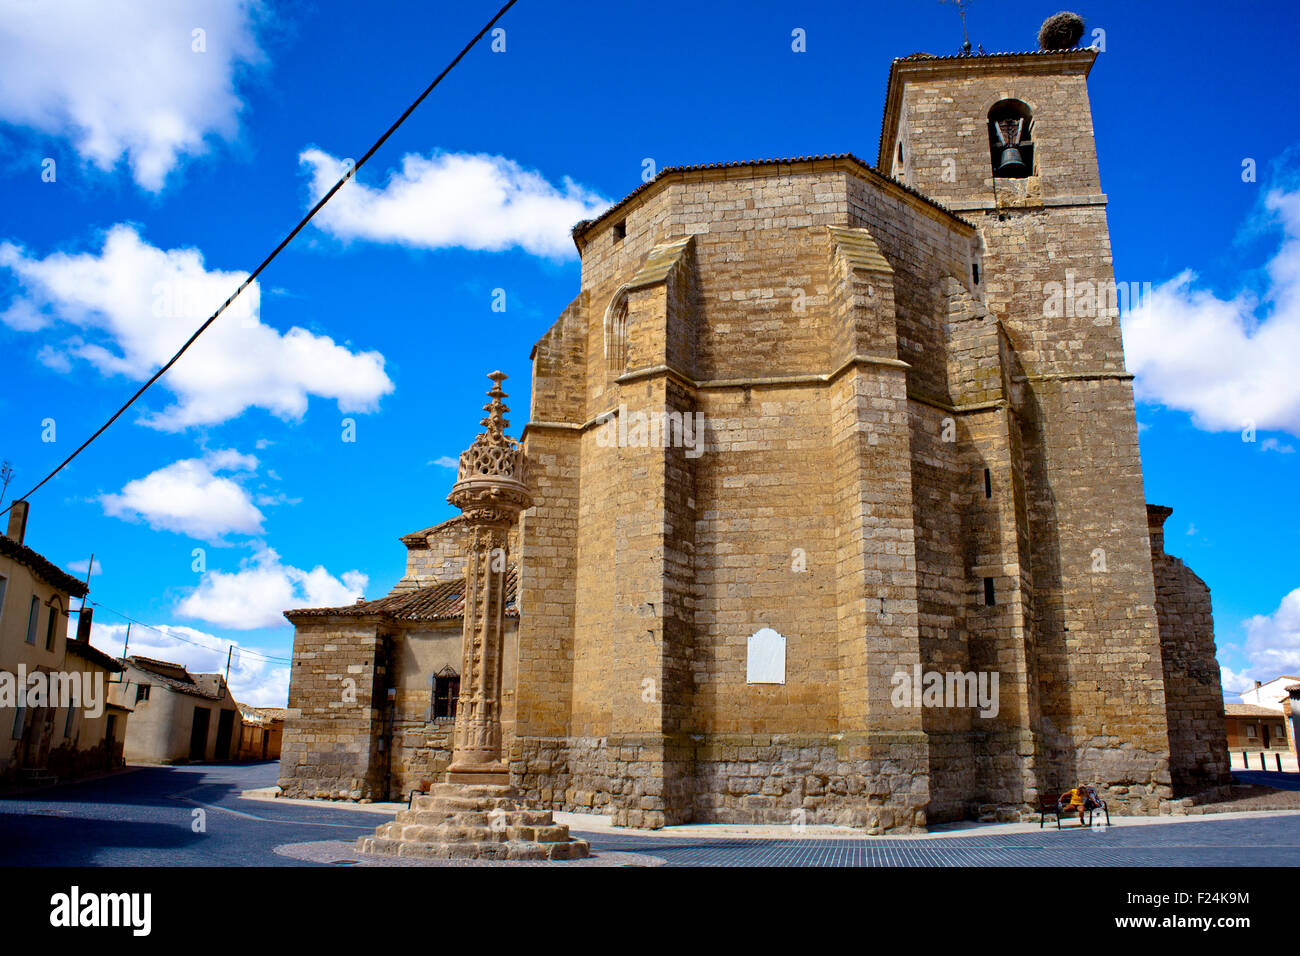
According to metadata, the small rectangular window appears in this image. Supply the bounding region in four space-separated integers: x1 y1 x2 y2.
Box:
983 468 992 499
25 596 39 644
1246 724 1257 738
972 262 981 285
136 684 151 704
64 705 76 739
983 577 996 606
612 220 626 242
0 574 8 627
11 706 25 740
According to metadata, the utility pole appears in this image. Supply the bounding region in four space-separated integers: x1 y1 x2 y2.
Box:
224 645 233 687
79 552 94 614
0 461 12 509
122 622 131 660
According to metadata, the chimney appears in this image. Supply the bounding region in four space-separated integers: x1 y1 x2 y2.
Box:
1254 680 1262 689
5 499 29 545
75 606 93 644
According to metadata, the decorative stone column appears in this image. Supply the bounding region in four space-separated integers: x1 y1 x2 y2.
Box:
445 371 532 783
355 372 589 861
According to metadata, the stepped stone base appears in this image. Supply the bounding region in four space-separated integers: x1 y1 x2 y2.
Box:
355 783 590 861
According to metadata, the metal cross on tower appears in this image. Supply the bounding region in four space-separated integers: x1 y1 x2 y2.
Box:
940 0 974 54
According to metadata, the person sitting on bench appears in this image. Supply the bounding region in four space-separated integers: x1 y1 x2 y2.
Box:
1061 785 1100 823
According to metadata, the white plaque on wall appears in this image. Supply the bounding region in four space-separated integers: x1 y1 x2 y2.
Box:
746 627 787 684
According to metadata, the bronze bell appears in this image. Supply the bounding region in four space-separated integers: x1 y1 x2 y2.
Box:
996 146 1028 176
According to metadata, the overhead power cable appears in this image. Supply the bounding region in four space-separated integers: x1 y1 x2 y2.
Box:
84 600 293 665
1 0 519 516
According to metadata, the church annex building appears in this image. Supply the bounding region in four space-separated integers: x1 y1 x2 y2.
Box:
279 42 1230 832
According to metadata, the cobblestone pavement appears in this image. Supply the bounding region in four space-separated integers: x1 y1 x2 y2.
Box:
1 762 1297 866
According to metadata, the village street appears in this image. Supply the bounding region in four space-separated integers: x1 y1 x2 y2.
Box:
1 763 1298 867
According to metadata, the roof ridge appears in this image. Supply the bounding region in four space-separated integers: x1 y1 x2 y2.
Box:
571 153 973 246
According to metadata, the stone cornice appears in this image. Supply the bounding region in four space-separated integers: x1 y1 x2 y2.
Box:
1015 371 1134 384
907 393 1007 415
522 355 914 441
946 193 1108 213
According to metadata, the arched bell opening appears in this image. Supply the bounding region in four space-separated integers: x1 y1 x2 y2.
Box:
988 99 1035 179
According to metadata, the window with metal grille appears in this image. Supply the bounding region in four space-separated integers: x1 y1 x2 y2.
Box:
431 667 459 720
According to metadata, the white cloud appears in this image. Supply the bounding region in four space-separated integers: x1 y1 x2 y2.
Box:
300 148 610 259
1219 664 1257 699
0 224 394 430
0 0 265 191
0 1 264 191
66 557 103 576
35 344 73 373
90 621 289 707
429 456 458 468
1241 587 1300 678
177 546 367 630
1123 187 1300 437
101 449 265 543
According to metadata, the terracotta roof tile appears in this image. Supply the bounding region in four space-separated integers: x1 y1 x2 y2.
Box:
0 534 89 598
64 639 124 673
285 567 518 623
1224 703 1282 717
124 655 228 701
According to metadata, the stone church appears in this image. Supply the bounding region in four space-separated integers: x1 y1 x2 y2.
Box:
280 41 1230 832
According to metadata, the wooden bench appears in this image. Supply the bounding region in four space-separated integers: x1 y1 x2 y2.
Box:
1039 788 1110 828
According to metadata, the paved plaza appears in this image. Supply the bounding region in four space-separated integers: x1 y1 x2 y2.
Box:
0 762 1297 867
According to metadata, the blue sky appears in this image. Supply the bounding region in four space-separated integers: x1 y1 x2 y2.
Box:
0 0 1296 705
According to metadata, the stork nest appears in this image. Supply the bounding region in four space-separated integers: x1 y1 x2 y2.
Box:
1038 11 1085 50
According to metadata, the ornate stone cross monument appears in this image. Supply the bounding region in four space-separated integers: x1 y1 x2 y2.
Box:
445 371 530 784
356 372 589 861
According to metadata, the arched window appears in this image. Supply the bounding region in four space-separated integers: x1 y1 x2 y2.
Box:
604 288 630 373
44 596 62 650
988 99 1034 179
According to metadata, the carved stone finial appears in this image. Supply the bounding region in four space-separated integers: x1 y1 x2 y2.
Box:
480 370 510 438
448 372 532 521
